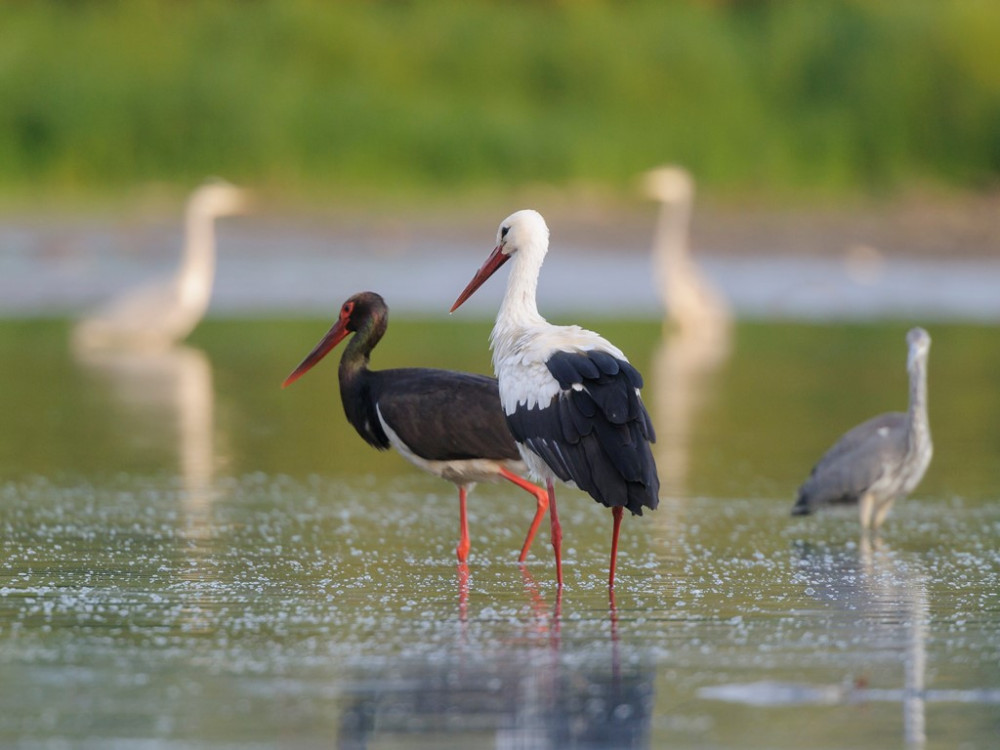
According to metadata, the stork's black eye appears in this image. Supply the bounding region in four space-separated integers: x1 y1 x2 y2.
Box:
501 226 510 239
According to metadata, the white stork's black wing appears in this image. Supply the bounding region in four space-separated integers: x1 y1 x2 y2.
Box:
507 350 659 515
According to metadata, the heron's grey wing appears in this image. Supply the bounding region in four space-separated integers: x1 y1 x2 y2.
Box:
798 412 908 507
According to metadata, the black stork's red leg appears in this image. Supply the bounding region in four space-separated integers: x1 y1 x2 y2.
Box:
498 467 549 562
456 485 471 562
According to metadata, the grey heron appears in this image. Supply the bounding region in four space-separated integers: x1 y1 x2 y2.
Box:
792 327 932 530
72 180 250 352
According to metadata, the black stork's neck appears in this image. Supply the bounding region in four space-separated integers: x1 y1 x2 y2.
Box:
338 308 391 450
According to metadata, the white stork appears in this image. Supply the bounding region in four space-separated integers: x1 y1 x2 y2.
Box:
451 210 660 588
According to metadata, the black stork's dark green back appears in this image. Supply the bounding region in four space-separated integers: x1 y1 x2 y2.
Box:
335 292 520 463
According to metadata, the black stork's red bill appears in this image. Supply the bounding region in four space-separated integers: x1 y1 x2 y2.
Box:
282 291 549 564
451 210 660 588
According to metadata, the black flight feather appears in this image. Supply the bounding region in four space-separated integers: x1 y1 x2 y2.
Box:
506 350 659 515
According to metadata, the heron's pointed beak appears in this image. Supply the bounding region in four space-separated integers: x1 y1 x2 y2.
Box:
282 319 350 388
450 245 510 312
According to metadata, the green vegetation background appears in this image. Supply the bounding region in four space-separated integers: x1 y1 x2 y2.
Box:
1 0 998 205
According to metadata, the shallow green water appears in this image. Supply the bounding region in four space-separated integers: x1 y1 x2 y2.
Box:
1 319 998 748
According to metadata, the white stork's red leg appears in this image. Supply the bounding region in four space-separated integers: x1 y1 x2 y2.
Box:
609 506 624 588
547 479 563 586
456 485 471 562
498 467 548 562
457 561 470 623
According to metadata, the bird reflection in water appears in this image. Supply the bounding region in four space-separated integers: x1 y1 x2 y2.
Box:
339 569 652 750
642 166 731 506
797 537 929 748
649 325 730 503
455 563 558 644
68 178 248 525
68 181 242 632
701 539 939 747
71 345 221 534
72 344 224 639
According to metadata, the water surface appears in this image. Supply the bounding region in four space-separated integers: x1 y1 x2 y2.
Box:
1 320 998 748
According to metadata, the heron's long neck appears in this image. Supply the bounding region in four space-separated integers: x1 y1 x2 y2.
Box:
490 244 546 365
907 353 930 451
178 205 217 308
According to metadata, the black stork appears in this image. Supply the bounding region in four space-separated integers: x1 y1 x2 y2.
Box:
282 291 549 564
451 210 660 588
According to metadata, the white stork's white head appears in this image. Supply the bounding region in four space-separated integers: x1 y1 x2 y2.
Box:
451 209 549 312
495 209 549 258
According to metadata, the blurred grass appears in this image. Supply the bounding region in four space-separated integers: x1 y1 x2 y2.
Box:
1 0 998 205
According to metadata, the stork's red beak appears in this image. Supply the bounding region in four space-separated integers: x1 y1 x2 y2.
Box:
282 319 351 388
450 245 511 312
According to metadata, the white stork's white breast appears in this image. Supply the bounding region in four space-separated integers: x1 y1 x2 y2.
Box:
493 322 627 414
497 357 561 414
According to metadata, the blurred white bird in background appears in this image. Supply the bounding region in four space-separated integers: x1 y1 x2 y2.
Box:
642 165 730 335
642 166 732 503
72 180 251 352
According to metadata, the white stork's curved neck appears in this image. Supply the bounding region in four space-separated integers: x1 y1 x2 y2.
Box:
499 243 546 325
489 229 549 362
